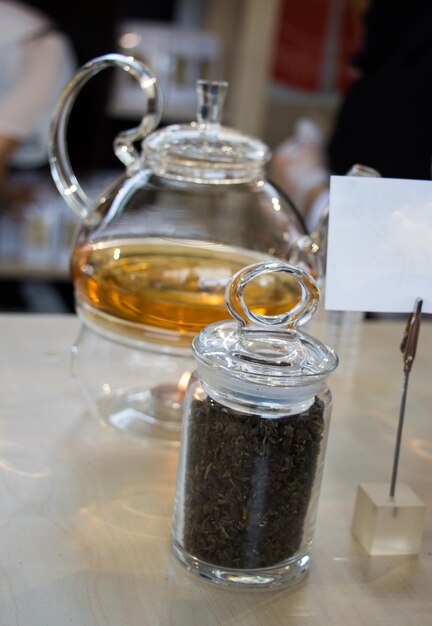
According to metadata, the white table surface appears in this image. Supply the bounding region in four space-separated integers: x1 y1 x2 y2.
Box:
1 314 431 625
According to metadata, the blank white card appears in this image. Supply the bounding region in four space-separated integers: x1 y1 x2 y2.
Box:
325 176 432 313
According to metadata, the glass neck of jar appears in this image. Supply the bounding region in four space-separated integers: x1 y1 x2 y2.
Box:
196 362 327 417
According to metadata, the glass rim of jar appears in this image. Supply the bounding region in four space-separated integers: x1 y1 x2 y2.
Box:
192 322 339 390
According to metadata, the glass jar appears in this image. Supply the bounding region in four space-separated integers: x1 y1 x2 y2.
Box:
49 54 316 442
172 261 338 589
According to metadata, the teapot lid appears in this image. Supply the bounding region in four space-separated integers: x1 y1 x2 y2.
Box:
143 81 270 183
192 262 338 413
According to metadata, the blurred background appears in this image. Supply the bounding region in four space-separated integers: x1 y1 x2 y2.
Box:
2 0 430 313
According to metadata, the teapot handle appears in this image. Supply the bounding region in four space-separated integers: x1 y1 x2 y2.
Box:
49 53 162 220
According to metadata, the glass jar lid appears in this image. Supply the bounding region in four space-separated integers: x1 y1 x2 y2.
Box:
143 80 270 183
192 262 338 411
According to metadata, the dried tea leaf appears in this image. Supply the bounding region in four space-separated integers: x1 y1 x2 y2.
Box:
182 395 325 569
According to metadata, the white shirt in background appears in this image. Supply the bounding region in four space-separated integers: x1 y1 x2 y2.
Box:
0 0 75 167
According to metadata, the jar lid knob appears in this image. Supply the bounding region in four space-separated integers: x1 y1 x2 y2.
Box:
226 261 320 330
196 80 228 126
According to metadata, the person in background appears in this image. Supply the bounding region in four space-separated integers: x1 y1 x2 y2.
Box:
269 117 329 233
328 0 432 181
0 1 75 208
270 0 432 232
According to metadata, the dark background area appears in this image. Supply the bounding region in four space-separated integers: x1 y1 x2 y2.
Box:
28 0 177 171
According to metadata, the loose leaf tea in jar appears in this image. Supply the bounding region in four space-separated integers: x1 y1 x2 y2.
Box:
183 395 325 568
172 261 338 589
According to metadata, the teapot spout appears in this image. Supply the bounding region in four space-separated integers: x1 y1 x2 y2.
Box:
289 234 323 282
290 164 381 279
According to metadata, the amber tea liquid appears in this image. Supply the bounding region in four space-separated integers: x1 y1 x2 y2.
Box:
71 238 301 339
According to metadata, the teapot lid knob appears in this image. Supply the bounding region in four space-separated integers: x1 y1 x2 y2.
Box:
196 80 228 126
144 78 269 182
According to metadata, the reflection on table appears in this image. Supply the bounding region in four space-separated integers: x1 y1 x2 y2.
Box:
0 314 431 625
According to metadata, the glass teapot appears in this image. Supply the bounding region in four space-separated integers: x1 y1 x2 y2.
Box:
49 53 314 442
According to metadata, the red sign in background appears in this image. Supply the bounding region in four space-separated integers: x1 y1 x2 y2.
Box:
272 0 362 93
